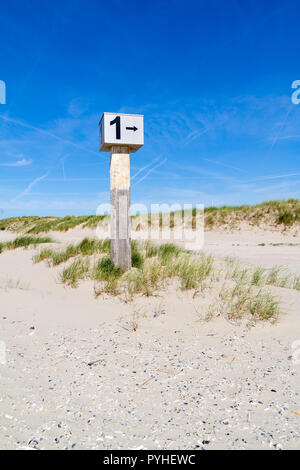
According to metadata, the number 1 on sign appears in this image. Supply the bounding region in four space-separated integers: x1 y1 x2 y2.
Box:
110 116 121 140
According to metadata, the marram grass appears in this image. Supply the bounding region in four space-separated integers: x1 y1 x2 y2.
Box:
1 199 300 234
0 236 53 253
33 239 288 324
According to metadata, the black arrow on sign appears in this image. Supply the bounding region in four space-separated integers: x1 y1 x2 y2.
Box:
126 126 138 132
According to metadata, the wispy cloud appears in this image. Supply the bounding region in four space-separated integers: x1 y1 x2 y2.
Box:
203 158 244 173
184 125 214 145
132 156 160 180
2 197 110 212
269 108 292 153
251 173 300 181
0 158 32 167
0 114 99 156
253 181 299 193
134 158 168 185
275 134 300 141
12 173 49 201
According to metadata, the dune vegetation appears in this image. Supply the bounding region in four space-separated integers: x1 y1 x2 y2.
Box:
0 236 53 253
0 199 299 234
0 215 106 233
31 237 300 323
203 199 300 230
1 232 299 323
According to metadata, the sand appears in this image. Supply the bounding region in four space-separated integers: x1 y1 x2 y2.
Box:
204 230 300 272
0 228 299 450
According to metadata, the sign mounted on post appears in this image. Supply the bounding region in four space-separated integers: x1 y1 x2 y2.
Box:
99 112 144 270
99 112 144 153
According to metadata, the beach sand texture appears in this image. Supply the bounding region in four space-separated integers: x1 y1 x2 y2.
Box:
0 226 299 450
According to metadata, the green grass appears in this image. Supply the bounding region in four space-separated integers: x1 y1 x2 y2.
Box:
0 236 53 253
27 237 298 324
277 210 296 226
1 200 300 235
92 257 123 281
27 215 106 234
131 249 144 269
259 242 300 246
178 254 214 290
125 258 162 297
124 247 214 296
0 216 43 232
225 259 300 292
202 198 300 229
125 245 281 323
59 258 90 288
51 240 210 297
222 284 280 322
266 266 282 285
248 290 280 321
158 243 181 264
251 266 266 286
144 241 159 258
0 215 108 234
92 257 124 296
292 275 300 290
35 238 146 268
33 238 110 265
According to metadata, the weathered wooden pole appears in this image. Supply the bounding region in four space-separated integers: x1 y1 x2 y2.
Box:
99 112 144 270
110 146 131 270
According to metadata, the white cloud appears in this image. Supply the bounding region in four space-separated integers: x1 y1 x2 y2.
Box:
0 158 32 167
68 98 88 117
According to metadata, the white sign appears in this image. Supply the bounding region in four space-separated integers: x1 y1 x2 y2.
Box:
99 112 144 152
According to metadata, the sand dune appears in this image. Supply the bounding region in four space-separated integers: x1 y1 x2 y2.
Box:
0 227 299 449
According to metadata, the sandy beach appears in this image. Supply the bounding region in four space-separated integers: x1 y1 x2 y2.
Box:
1 0 300 454
0 227 299 450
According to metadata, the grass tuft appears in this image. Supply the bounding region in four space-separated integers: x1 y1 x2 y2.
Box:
34 238 110 265
158 243 181 264
92 257 124 281
248 289 280 321
219 282 280 323
131 249 144 269
125 259 162 297
1 236 53 253
59 258 90 288
145 241 159 258
27 238 296 324
178 254 214 290
251 266 266 286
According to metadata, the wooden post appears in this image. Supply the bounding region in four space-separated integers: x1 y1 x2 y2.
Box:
110 145 131 270
99 112 143 270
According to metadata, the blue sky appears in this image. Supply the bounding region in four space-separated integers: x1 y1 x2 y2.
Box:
0 0 300 218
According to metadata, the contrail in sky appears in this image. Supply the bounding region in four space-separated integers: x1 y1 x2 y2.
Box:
0 114 99 156
12 173 49 201
132 156 160 180
134 158 167 185
203 158 244 172
269 108 292 153
252 172 300 181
